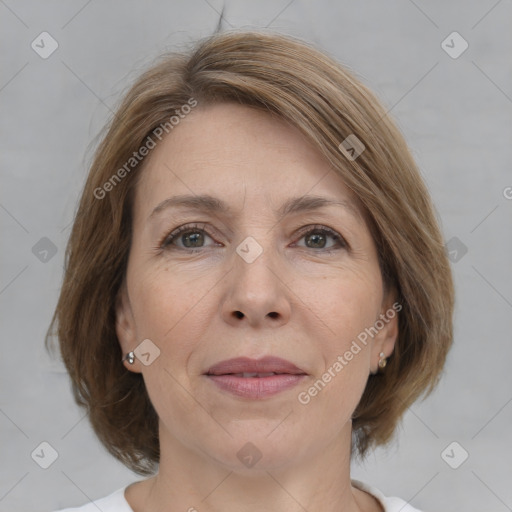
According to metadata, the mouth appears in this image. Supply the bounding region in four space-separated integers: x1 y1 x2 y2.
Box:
204 356 307 399
222 372 284 378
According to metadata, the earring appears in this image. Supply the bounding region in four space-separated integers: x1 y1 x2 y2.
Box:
123 351 135 364
378 352 387 369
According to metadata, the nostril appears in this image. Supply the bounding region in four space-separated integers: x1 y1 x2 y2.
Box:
234 311 244 319
268 312 278 319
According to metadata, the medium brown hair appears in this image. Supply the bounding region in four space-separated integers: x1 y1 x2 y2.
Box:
47 30 454 475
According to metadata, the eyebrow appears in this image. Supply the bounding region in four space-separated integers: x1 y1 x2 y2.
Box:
148 193 361 222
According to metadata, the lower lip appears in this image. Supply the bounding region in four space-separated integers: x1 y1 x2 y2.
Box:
205 374 307 399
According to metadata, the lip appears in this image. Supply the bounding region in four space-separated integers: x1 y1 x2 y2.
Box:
204 356 307 399
205 356 306 376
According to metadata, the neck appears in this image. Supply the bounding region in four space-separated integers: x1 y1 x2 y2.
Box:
132 421 370 512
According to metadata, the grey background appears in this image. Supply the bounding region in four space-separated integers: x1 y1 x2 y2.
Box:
1 1 511 511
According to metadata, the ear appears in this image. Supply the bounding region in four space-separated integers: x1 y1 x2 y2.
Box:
115 282 142 374
369 291 400 374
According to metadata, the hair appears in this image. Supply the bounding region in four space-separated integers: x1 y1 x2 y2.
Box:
46 30 454 475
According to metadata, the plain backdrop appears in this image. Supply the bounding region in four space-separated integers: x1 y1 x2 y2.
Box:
1 1 511 511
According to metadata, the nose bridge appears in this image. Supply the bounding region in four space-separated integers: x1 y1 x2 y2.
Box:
234 234 279 300
221 232 291 326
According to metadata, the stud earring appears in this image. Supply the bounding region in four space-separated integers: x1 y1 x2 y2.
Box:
378 352 387 369
123 351 135 364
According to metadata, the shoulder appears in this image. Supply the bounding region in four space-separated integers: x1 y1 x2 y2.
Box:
52 487 132 512
352 480 424 512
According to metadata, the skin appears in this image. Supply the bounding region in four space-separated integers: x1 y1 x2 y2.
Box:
116 103 398 512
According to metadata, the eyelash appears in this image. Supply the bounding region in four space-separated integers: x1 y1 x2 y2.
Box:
158 223 348 253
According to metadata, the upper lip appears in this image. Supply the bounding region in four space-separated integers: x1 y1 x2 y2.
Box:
205 356 306 376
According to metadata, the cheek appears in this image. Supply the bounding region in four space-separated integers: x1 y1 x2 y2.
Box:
127 271 206 421
296 270 380 406
129 263 206 337
309 268 383 345
128 266 216 397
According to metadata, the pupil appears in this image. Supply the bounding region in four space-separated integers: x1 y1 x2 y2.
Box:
184 232 203 247
307 232 325 248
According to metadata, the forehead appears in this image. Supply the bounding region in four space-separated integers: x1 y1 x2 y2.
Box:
133 103 364 221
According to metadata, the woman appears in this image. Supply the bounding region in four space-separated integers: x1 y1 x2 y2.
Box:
49 30 454 512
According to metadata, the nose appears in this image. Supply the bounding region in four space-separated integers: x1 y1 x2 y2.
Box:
221 243 291 329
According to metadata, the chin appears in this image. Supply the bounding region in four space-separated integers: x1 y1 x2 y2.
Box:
202 426 308 473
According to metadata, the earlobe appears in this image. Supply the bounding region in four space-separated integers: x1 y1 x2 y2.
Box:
370 299 400 374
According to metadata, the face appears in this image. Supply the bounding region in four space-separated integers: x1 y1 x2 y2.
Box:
116 102 398 471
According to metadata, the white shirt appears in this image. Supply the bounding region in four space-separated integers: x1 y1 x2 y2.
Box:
53 480 423 511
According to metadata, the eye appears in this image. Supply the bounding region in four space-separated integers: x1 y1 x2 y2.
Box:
159 223 219 251
158 223 348 253
294 225 347 251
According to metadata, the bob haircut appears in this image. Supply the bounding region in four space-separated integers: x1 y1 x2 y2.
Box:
47 30 454 475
